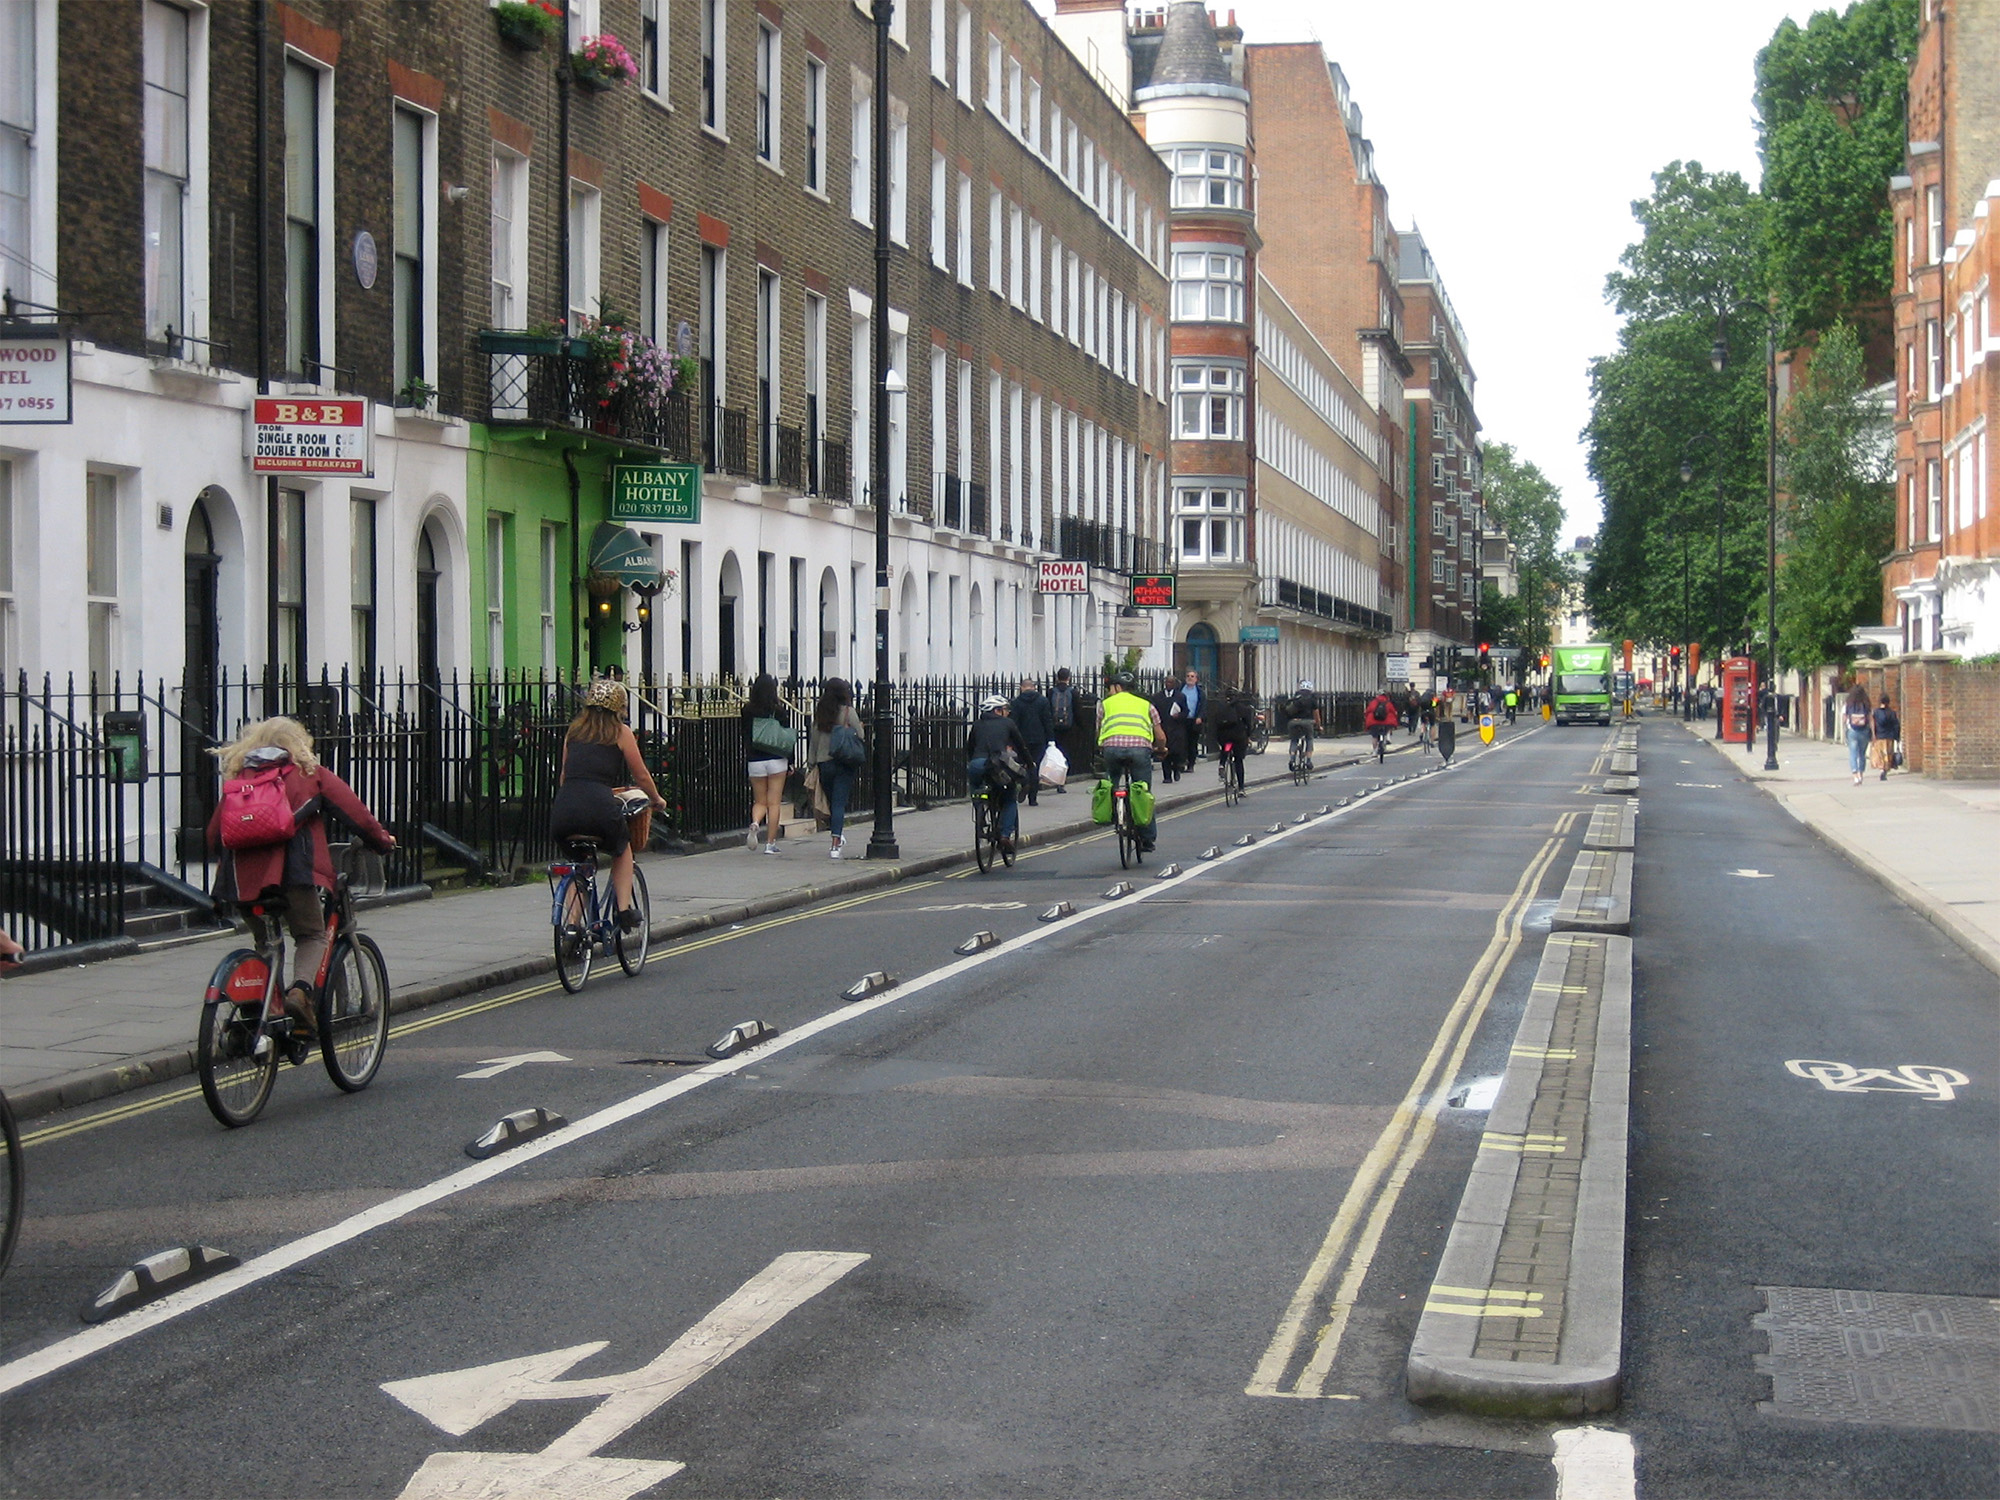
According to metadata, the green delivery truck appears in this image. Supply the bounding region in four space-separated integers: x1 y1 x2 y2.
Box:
1550 643 1615 725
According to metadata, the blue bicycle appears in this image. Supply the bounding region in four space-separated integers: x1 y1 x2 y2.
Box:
549 801 652 993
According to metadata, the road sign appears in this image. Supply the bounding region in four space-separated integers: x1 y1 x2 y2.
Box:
385 1251 867 1500
1128 573 1177 609
611 464 701 524
249 396 373 475
1239 625 1280 644
0 325 71 424
1115 613 1152 647
1037 559 1089 594
1478 714 1496 745
1385 652 1410 682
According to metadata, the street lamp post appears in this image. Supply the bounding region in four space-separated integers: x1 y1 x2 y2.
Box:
864 0 900 861
1761 326 1780 771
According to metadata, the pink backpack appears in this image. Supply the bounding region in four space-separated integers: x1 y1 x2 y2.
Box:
219 766 299 850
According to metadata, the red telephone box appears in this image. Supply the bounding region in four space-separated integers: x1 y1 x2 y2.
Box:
1721 656 1759 744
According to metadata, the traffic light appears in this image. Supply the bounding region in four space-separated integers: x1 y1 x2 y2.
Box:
1669 645 1682 664
1477 642 1491 666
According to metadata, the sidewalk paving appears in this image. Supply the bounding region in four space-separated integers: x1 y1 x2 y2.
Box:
1682 719 2000 979
1 734 1405 1119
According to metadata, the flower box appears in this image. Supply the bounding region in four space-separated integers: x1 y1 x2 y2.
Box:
493 0 561 52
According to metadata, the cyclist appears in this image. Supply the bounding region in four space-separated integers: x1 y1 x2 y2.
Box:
207 717 396 1039
1286 679 1322 768
551 677 667 932
1212 687 1254 794
965 694 1030 852
1097 671 1166 852
1364 688 1400 758
1504 686 1519 724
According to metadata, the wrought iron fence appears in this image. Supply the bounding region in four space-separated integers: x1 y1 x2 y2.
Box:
481 332 700 461
2 679 128 955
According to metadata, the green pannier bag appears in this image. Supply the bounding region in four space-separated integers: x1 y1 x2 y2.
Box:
1091 777 1115 825
1129 781 1155 825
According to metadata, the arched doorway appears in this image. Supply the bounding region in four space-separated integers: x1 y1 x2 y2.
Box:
416 524 443 688
716 552 743 679
180 493 224 848
1187 621 1221 685
817 568 841 679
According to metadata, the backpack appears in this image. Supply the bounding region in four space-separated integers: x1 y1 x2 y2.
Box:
219 766 299 850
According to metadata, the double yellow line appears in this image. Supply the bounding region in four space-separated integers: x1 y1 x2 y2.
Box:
1245 831 1564 1398
21 878 941 1149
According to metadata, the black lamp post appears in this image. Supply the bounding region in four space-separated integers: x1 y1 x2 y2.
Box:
864 0 900 860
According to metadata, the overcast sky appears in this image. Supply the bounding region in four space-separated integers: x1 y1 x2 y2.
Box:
1195 0 1827 541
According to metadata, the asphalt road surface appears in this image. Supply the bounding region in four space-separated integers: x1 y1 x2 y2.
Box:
1 719 1993 1499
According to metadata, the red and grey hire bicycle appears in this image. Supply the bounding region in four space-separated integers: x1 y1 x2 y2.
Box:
196 844 392 1128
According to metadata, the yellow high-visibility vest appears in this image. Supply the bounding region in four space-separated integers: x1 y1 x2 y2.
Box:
1098 691 1154 743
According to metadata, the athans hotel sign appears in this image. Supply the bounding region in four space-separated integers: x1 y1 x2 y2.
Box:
0 326 72 424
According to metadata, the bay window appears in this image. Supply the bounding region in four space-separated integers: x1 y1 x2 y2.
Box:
1173 362 1244 441
1173 248 1243 323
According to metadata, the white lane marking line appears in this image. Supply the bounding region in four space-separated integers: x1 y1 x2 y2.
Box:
913 901 1029 911
0 750 1489 1400
387 1251 866 1499
1552 1426 1637 1500
1729 868 1774 879
457 1050 573 1080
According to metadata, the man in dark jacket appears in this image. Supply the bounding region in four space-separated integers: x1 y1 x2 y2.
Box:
1166 668 1206 774
1150 680 1184 781
965 695 1030 846
1212 688 1254 793
1046 668 1078 793
1010 676 1055 805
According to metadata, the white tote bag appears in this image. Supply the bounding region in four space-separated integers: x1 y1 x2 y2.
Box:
1039 742 1069 788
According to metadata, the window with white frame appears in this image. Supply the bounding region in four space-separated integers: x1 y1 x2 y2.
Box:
987 187 1002 294
888 100 908 244
757 268 780 474
986 34 1002 111
955 170 972 284
283 55 327 373
848 79 870 223
850 303 871 500
929 151 948 267
755 21 779 164
349 496 376 679
490 150 527 328
1926 456 1941 541
539 523 559 674
393 105 436 396
639 217 668 340
0 459 14 680
1005 57 1022 133
486 513 507 667
803 289 826 451
85 474 119 683
274 486 306 679
565 178 600 331
639 0 666 98
146 1 193 344
1176 486 1244 565
1027 219 1043 321
1007 201 1023 308
1048 234 1063 330
803 54 826 193
1173 363 1244 441
929 0 947 81
1026 79 1041 156
1065 251 1079 343
888 322 908 508
1165 145 1245 210
700 0 725 132
956 356 972 496
0 0 38 305
1173 248 1243 322
955 6 972 105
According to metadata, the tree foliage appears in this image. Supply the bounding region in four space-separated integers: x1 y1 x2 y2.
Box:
1585 164 1772 655
1756 0 1918 342
1476 442 1572 663
1776 322 1894 668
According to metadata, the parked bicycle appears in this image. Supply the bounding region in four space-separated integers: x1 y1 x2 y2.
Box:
196 844 392 1128
549 794 653 993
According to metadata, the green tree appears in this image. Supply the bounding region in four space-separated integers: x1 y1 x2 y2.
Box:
1585 164 1772 655
1756 0 1918 345
1476 442 1571 664
1776 322 1894 667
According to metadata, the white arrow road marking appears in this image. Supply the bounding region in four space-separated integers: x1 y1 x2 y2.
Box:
1730 868 1774 879
387 1251 867 1500
457 1050 573 1080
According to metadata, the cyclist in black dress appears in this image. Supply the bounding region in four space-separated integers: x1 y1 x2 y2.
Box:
550 678 666 930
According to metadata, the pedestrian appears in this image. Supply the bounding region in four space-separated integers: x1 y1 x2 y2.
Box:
742 673 793 853
1011 675 1054 806
1871 693 1901 782
1841 683 1873 786
1170 668 1206 774
810 677 866 858
1047 668 1078 793
206 716 398 1037
1151 678 1184 782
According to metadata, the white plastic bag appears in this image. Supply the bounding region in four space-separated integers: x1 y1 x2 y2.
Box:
1039 742 1069 788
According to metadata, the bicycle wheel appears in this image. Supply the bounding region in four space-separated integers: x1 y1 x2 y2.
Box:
553 874 594 993
615 867 652 977
320 935 391 1092
999 805 1017 868
0 1090 20 1279
197 955 279 1128
973 796 994 874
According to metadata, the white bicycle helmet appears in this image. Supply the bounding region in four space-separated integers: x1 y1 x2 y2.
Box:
1297 679 1315 692
979 694 1009 713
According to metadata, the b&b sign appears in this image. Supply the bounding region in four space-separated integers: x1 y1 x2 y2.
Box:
612 464 702 524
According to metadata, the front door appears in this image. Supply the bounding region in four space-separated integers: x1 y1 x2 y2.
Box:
180 499 222 853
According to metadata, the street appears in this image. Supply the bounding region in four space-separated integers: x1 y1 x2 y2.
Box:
1 722 1994 1498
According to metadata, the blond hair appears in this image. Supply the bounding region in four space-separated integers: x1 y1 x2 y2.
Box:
212 716 321 778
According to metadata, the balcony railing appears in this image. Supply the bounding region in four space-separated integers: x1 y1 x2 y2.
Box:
482 331 698 460
811 439 850 501
936 472 964 531
967 481 990 537
1257 576 1394 635
772 422 804 490
1056 519 1160 574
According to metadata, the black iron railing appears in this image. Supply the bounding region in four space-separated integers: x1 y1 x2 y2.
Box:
1257 576 1395 636
481 332 698 460
937 473 963 530
813 439 850 500
968 480 990 536
718 406 751 477
2 679 128 955
773 422 804 490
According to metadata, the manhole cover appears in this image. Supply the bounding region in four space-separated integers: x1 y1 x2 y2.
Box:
1753 1286 2000 1431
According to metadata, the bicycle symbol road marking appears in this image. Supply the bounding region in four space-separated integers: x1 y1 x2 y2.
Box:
385 1251 866 1499
1784 1059 1969 1101
916 901 1029 912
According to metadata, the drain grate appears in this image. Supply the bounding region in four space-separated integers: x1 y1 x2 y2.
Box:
1753 1286 2000 1431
